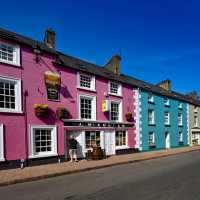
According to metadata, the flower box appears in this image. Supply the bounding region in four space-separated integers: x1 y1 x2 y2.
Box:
34 104 49 117
56 107 69 119
125 112 133 121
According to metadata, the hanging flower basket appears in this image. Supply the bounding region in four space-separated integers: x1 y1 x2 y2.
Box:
34 104 49 117
125 112 133 121
56 106 69 119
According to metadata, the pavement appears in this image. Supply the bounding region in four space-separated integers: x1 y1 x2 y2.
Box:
1 150 200 200
0 145 200 187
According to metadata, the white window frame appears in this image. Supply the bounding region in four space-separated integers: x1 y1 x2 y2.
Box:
77 72 96 91
148 93 154 103
110 100 122 122
194 116 198 127
149 132 155 146
0 124 4 161
164 112 170 125
0 75 22 113
0 41 20 66
78 94 96 121
148 109 155 125
108 81 122 96
179 131 183 142
164 97 170 106
178 113 183 126
115 130 128 149
178 102 183 109
194 106 198 113
29 125 57 158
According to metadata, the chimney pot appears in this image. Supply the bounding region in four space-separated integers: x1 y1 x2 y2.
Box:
44 28 56 49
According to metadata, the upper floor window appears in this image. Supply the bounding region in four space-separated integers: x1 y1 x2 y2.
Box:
178 102 183 109
0 76 21 113
194 106 198 113
78 73 95 91
148 109 155 125
194 116 198 127
109 81 122 96
148 93 154 103
164 112 170 125
79 94 96 120
164 97 170 106
0 43 20 66
110 101 122 122
178 113 183 126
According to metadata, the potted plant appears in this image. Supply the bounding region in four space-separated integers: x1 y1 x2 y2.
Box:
125 112 133 121
34 104 49 117
56 106 69 119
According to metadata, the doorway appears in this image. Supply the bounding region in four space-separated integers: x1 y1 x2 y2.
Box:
165 132 170 149
104 131 115 155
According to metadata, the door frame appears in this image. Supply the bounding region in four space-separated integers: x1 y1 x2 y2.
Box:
104 130 115 155
165 132 170 149
0 124 4 161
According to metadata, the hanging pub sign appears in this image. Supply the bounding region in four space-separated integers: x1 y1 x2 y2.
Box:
44 71 61 101
102 100 110 112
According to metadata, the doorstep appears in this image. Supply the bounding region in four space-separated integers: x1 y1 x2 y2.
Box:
0 146 200 187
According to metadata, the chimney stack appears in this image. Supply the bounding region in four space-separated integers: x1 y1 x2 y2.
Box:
104 55 121 75
187 91 198 100
44 28 56 49
156 79 171 91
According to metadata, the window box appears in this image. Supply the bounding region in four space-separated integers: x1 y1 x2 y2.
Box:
149 143 156 149
125 112 133 122
56 106 69 119
34 104 49 117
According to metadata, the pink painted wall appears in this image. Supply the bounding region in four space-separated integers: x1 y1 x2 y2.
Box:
0 39 136 161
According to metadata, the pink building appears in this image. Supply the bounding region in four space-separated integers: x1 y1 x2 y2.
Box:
0 28 138 168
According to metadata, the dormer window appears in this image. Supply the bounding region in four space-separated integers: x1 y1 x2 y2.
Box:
194 106 198 113
148 93 154 103
109 81 122 96
164 97 170 106
77 72 95 91
0 42 20 66
178 102 183 109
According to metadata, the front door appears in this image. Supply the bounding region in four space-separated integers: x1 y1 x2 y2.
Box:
165 132 170 149
104 131 115 155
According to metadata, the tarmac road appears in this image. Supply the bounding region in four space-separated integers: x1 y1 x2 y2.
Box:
0 150 200 200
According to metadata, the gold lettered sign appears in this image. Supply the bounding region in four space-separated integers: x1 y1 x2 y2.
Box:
44 71 61 101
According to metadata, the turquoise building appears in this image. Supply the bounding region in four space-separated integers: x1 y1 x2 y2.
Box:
136 80 189 151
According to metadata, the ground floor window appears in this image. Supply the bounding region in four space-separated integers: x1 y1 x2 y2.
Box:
116 131 127 146
179 132 183 143
0 124 4 161
192 132 200 145
85 131 100 148
29 125 57 158
149 132 155 147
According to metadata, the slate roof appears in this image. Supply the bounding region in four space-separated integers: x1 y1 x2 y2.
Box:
0 27 200 106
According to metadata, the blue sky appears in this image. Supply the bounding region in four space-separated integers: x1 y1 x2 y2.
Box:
1 0 200 94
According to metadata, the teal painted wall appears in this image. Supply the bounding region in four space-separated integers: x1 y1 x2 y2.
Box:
140 90 188 151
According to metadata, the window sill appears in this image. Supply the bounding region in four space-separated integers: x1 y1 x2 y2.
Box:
164 104 170 107
0 60 21 67
77 86 96 93
0 158 5 162
29 153 58 159
0 109 23 114
165 124 171 127
148 123 156 126
178 125 183 127
148 101 155 104
178 107 183 110
108 93 122 98
115 145 129 150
